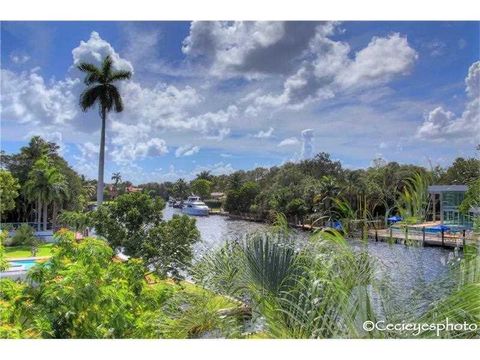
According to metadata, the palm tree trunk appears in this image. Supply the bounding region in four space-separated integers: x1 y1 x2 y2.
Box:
53 202 58 229
37 199 41 231
97 107 106 207
43 202 48 231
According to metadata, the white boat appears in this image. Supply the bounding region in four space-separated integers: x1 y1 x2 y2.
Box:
181 196 210 216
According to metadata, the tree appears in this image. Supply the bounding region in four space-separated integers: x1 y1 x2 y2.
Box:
1 136 85 223
78 55 132 206
172 178 189 199
196 171 213 182
24 157 68 231
111 172 122 186
143 215 200 279
90 192 165 253
440 157 480 185
190 179 212 199
0 170 20 220
0 231 9 271
224 181 259 214
459 179 480 215
10 230 148 338
89 192 199 277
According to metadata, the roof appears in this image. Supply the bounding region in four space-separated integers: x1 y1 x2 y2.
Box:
428 185 468 193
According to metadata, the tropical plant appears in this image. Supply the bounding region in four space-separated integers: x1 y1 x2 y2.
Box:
0 230 9 271
78 55 132 206
11 224 38 252
193 226 480 339
23 157 68 231
396 172 431 224
172 178 189 199
57 211 90 235
459 179 480 215
0 170 20 220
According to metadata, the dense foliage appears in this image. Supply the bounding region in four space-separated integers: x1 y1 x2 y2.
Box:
89 192 200 277
0 170 20 219
0 137 87 226
0 230 242 339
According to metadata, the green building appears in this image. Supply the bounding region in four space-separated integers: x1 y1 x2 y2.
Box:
428 185 477 228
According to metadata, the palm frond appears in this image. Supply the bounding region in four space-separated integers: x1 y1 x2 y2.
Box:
102 55 113 78
77 62 101 74
108 85 124 112
79 86 102 112
109 70 132 83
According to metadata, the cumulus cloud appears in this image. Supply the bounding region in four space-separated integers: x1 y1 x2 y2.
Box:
301 129 314 159
72 31 134 73
253 127 274 138
416 61 480 141
278 137 300 147
175 144 200 157
182 21 321 77
0 68 79 126
255 32 417 109
109 121 168 164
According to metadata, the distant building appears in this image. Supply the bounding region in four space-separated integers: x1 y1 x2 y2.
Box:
126 185 143 193
428 185 477 228
210 192 225 200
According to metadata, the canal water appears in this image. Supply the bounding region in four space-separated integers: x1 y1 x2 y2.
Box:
164 206 459 311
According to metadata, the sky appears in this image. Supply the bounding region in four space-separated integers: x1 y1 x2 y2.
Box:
1 21 479 184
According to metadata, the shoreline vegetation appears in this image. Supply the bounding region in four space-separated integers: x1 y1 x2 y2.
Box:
1 223 479 339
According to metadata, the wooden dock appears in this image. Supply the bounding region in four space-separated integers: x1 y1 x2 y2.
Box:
367 228 477 249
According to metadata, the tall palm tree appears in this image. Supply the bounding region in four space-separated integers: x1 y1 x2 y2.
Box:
24 157 68 231
78 55 132 206
111 172 122 187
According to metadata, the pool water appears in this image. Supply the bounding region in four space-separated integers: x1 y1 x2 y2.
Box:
8 259 39 270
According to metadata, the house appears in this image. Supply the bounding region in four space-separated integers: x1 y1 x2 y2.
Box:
428 185 477 228
210 192 225 200
126 185 143 193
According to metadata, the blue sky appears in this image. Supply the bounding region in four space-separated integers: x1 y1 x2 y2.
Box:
1 21 479 183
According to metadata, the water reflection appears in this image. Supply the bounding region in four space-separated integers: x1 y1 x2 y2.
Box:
164 206 458 308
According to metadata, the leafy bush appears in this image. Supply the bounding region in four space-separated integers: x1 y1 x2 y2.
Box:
11 225 40 255
0 230 9 271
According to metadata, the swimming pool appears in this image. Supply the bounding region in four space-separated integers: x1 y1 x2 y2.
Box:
8 259 39 270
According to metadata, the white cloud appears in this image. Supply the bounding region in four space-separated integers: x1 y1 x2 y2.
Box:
10 53 30 64
175 144 200 157
253 127 274 138
193 161 235 176
72 31 134 73
255 32 417 109
278 137 300 147
0 68 79 126
109 121 168 163
416 61 480 141
301 128 314 159
182 21 321 77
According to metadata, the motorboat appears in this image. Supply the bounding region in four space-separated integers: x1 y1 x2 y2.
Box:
181 196 210 216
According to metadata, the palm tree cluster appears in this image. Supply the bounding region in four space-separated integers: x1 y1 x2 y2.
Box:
23 157 68 231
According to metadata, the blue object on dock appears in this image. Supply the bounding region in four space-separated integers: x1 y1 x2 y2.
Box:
426 224 451 233
333 221 343 230
387 216 403 223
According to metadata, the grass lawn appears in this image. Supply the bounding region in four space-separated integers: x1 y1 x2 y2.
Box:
5 243 54 259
